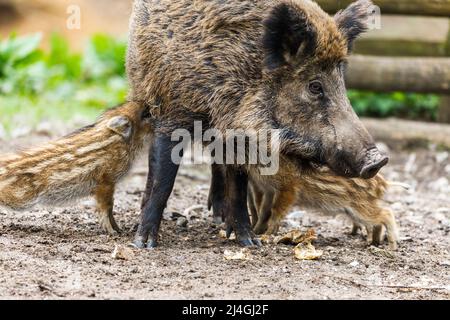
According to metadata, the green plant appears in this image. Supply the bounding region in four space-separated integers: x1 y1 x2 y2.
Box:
348 90 440 121
0 33 128 133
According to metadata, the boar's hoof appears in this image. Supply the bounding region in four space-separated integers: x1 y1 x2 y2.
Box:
213 215 223 225
236 232 262 247
146 238 158 249
131 239 146 249
226 224 262 247
240 237 262 247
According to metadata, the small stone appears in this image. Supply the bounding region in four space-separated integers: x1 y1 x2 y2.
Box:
435 152 448 163
176 216 188 228
0 123 6 140
11 126 31 139
286 211 305 219
349 260 359 267
219 229 236 240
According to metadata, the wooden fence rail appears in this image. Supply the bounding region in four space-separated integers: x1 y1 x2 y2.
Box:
346 55 450 94
316 0 450 18
317 0 450 122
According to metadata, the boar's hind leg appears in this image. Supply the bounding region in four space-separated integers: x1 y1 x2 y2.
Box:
140 139 154 210
225 167 261 247
207 164 226 224
133 134 180 249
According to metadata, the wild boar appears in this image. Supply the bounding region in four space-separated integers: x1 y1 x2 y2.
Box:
127 0 387 248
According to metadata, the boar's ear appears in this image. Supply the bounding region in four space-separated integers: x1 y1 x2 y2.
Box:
107 116 133 140
262 3 317 70
334 0 374 51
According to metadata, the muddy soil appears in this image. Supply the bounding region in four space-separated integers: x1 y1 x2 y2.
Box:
0 134 449 300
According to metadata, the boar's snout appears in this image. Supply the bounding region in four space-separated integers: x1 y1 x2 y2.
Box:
359 147 389 179
325 146 388 179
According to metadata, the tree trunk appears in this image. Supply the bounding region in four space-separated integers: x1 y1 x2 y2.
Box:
316 0 450 17
346 55 450 94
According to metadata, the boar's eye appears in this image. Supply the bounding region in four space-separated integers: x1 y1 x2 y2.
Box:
309 81 323 96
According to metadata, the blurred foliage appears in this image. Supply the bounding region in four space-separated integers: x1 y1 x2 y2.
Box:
348 90 440 122
0 33 128 132
0 33 441 134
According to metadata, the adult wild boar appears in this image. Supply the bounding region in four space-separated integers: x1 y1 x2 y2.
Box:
127 0 388 248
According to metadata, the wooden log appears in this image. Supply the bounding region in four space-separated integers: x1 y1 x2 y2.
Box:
362 118 450 149
346 55 450 94
316 0 450 18
438 96 450 123
354 16 450 57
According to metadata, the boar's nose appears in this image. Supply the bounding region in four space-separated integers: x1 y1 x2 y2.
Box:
360 148 389 179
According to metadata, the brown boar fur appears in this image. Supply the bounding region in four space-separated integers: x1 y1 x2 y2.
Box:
127 0 386 248
0 102 153 234
248 158 399 249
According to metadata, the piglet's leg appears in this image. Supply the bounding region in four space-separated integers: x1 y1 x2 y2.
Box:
253 189 274 235
134 134 180 249
95 183 121 235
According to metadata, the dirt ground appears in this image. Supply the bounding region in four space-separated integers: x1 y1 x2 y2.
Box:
0 131 449 300
1 0 449 300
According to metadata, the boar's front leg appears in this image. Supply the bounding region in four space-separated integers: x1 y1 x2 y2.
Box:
207 164 226 224
224 167 261 247
133 134 180 249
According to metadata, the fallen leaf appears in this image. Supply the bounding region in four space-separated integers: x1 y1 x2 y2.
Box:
274 229 317 245
223 248 251 260
369 246 395 259
260 234 273 244
294 243 323 260
111 245 134 260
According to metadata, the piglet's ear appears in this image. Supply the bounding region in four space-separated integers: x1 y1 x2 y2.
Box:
107 116 133 140
262 3 317 70
334 0 374 51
